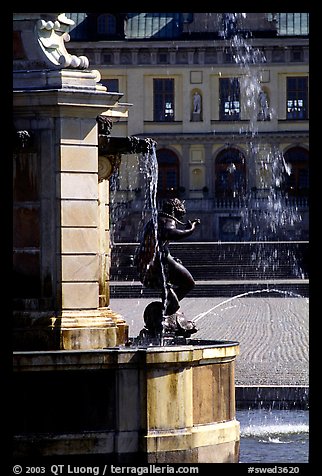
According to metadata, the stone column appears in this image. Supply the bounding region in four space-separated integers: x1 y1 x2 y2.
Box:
204 143 214 196
181 143 190 193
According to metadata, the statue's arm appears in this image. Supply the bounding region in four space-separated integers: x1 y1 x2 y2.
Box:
162 219 200 241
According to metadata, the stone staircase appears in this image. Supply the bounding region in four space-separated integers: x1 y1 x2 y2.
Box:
109 241 309 298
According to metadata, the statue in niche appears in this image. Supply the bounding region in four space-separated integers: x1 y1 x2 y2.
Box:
192 91 202 121
134 198 200 338
193 91 201 113
258 90 271 121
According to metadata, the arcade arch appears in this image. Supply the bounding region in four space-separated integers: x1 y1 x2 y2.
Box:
156 148 180 198
283 146 309 197
214 147 246 199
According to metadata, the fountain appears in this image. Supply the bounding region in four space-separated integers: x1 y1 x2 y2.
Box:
13 12 240 463
134 197 200 341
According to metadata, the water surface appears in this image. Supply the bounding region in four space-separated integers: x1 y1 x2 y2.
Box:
238 409 309 463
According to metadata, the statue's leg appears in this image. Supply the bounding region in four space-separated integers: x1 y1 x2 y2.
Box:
163 285 180 316
162 256 195 315
167 256 195 302
165 257 198 336
143 301 164 336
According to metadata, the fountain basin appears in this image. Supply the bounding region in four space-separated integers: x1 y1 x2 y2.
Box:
13 339 240 463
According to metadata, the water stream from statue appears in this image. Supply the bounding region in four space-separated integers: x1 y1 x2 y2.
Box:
192 288 308 324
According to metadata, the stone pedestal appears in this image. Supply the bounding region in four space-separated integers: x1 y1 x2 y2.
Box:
13 13 129 350
192 112 201 122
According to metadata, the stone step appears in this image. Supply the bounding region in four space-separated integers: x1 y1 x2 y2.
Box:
109 280 309 299
111 241 308 265
110 241 309 281
110 266 306 281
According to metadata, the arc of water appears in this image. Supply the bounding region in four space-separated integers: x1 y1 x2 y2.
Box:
192 288 306 323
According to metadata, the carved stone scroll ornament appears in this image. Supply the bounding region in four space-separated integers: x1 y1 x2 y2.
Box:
98 155 121 182
36 13 89 69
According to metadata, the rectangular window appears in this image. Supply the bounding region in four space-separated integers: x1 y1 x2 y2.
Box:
101 78 119 92
158 53 168 63
291 49 303 62
153 78 175 122
276 13 309 36
102 53 113 64
286 77 308 120
219 78 240 120
100 78 119 93
223 49 234 63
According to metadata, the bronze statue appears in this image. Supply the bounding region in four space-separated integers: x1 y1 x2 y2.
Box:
135 198 200 338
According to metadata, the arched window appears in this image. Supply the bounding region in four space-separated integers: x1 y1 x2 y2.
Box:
283 147 309 197
215 148 246 198
156 149 180 199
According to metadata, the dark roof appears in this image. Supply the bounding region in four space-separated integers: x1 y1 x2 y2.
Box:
66 13 309 42
66 12 183 40
67 13 88 40
125 13 182 39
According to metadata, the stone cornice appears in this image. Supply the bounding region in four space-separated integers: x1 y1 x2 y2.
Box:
134 130 309 144
68 37 308 68
69 37 309 50
13 88 122 112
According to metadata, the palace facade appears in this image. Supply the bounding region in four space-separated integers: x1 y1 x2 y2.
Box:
67 13 309 242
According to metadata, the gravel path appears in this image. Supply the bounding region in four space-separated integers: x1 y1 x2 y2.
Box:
110 296 309 386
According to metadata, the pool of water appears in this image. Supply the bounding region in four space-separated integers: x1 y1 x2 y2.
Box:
238 409 309 463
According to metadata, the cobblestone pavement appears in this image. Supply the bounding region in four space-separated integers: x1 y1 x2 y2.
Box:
110 296 309 386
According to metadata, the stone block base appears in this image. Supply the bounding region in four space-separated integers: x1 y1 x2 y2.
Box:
13 340 240 462
12 307 128 350
13 426 240 463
